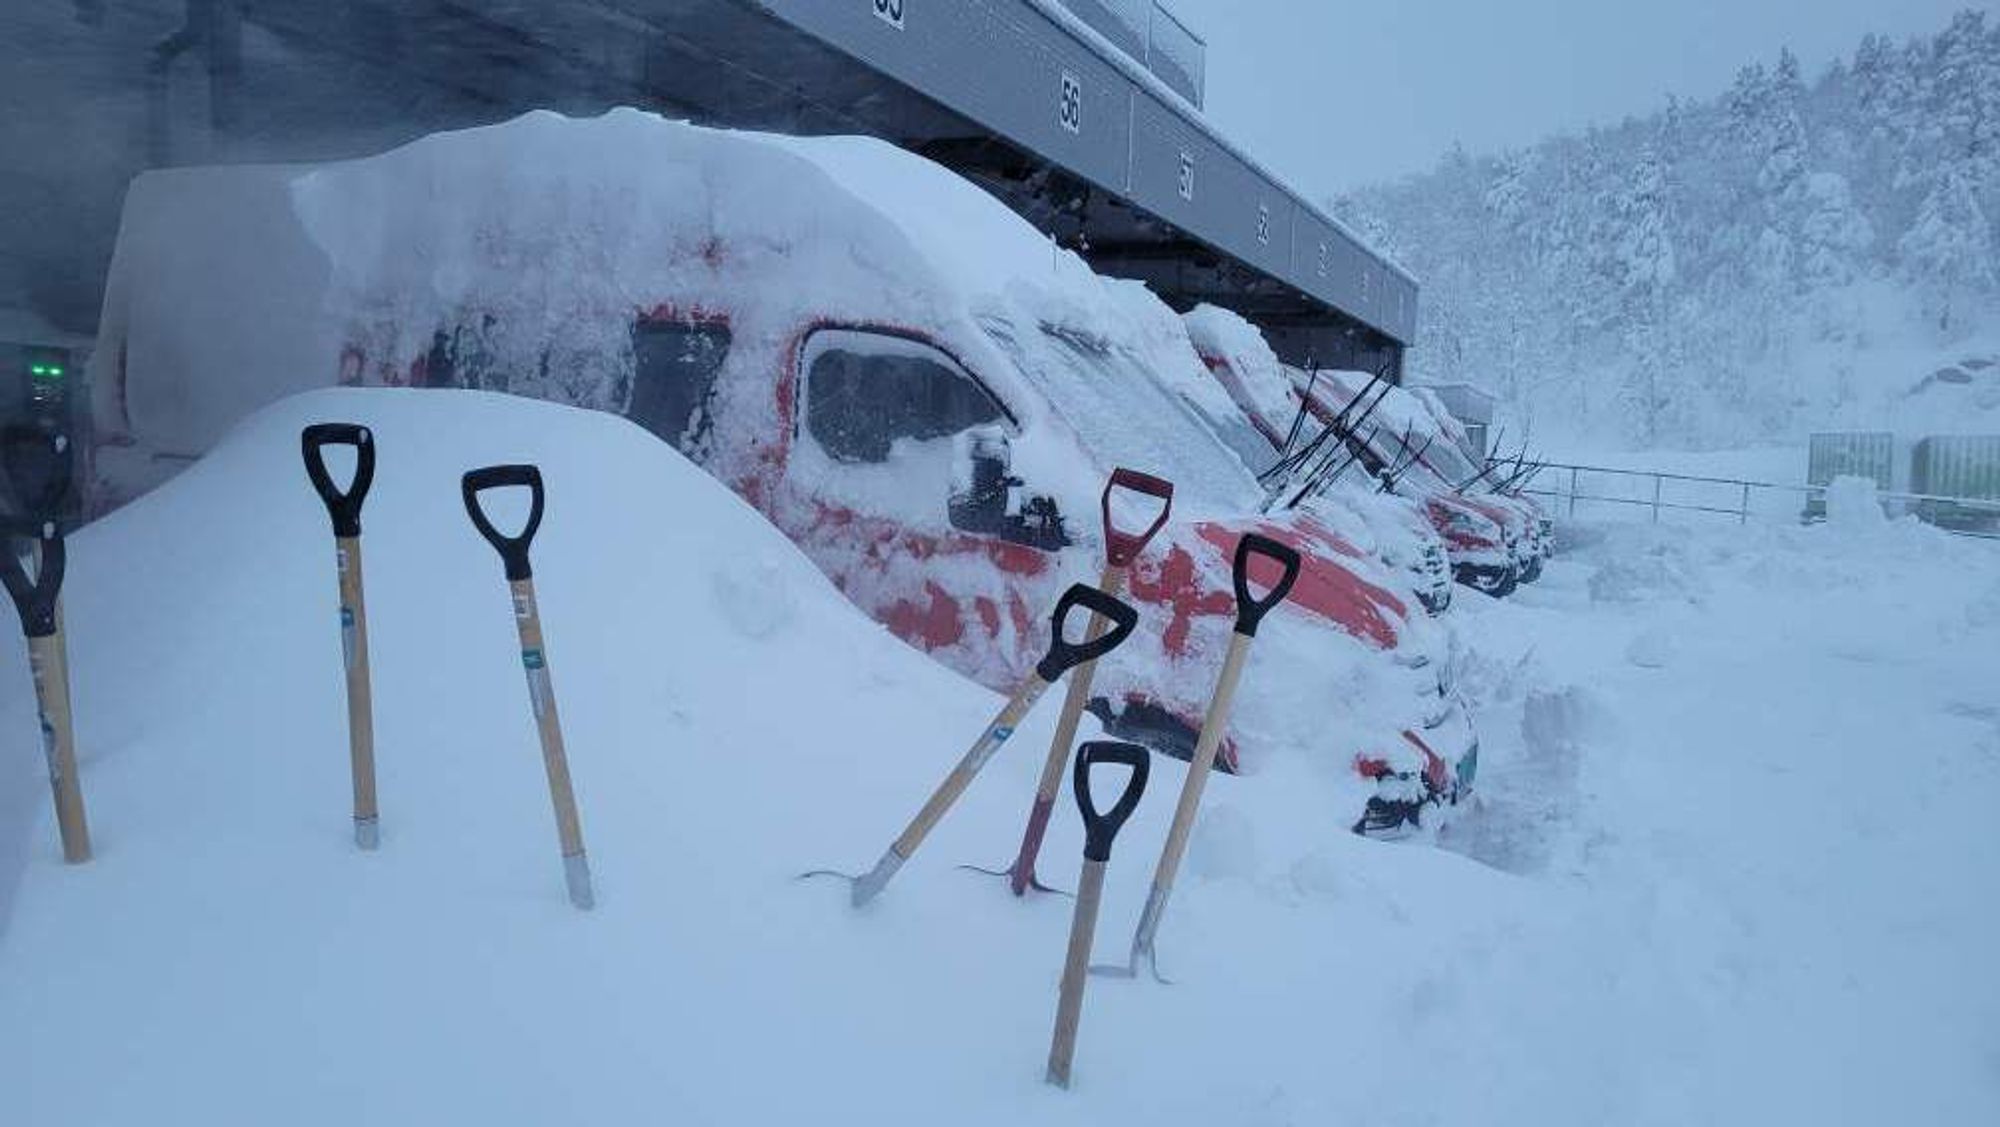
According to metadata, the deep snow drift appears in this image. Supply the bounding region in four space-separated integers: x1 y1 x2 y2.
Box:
3 389 1997 1125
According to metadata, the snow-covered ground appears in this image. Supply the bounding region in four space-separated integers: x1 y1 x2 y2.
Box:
2 389 1996 1124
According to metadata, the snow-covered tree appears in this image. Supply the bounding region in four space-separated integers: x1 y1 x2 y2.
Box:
1335 10 1999 448
1899 163 1995 335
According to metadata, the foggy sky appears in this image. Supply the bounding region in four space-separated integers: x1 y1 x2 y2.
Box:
1169 0 1992 197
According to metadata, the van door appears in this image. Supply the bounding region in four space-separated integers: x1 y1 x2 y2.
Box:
781 327 1068 689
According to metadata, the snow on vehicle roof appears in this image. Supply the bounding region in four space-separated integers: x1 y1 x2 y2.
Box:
94 108 1261 512
1181 303 1302 436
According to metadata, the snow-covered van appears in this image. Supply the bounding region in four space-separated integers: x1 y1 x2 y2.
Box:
88 110 1475 831
1284 367 1535 596
1180 305 1455 615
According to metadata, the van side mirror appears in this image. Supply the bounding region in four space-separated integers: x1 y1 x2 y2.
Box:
949 427 1070 551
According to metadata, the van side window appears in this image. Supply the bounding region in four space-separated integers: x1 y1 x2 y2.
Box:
628 319 730 459
805 333 1004 464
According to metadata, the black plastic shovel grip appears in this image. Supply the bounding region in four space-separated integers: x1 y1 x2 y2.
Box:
0 524 64 638
1073 740 1150 862
1102 468 1174 568
1232 533 1302 638
301 424 376 538
1035 583 1140 683
0 426 73 524
462 464 545 582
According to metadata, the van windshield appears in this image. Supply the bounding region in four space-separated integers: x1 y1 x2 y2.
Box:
981 316 1263 510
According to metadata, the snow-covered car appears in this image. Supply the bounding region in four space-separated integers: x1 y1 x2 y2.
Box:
1283 367 1525 597
87 110 1476 830
1402 387 1554 581
1181 305 1455 615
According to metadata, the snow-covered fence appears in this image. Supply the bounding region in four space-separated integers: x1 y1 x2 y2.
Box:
1521 461 2000 535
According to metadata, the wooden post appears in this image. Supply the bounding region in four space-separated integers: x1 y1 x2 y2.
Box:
1652 475 1663 524
1569 466 1579 518
1741 481 1752 525
336 535 378 849
510 578 593 910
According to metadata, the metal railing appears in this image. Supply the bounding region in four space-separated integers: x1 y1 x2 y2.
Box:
1515 461 2000 536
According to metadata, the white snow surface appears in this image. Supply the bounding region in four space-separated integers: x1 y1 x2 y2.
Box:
4 388 1999 1125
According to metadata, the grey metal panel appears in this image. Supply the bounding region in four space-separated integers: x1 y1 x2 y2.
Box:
751 0 1414 343
1128 89 1291 277
759 0 1133 194
1912 434 2000 498
1807 432 1895 489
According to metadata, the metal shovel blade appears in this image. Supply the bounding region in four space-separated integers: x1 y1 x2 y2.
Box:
955 861 1072 897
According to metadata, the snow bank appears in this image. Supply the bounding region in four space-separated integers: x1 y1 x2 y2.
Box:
4 390 1996 1123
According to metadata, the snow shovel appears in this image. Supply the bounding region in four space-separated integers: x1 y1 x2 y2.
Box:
808 582 1139 908
463 465 594 910
302 424 381 850
1045 740 1150 1090
0 428 87 863
1097 533 1300 981
968 468 1172 896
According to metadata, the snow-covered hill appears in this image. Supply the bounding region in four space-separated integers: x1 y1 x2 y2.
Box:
1343 10 2000 451
1 388 1996 1124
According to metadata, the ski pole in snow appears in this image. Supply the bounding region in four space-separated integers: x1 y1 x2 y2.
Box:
463 465 594 910
969 469 1171 896
0 428 88 863
1098 534 1300 982
302 424 380 850
1045 740 1149 1089
807 582 1140 909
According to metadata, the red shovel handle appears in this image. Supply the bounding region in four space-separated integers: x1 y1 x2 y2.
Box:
1102 468 1174 568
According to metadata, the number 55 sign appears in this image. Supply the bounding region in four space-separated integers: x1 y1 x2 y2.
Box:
874 0 905 29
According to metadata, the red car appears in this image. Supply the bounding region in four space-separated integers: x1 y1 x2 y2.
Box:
88 110 1476 824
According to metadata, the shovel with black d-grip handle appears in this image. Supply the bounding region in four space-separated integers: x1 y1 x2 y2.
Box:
0 427 87 863
1095 532 1301 982
1045 740 1149 1090
463 464 594 911
965 468 1172 897
804 582 1140 908
301 424 380 850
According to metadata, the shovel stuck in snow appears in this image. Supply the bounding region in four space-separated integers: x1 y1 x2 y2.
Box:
302 424 380 850
1096 533 1300 982
966 468 1172 897
807 582 1140 908
0 427 88 863
463 465 595 911
1045 740 1149 1089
